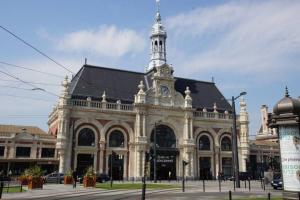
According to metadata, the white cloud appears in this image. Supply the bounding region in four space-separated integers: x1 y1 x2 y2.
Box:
57 25 146 57
166 0 300 77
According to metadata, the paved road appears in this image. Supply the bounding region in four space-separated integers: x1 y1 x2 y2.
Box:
3 181 282 200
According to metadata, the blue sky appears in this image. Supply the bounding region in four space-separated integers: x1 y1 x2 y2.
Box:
1 0 300 136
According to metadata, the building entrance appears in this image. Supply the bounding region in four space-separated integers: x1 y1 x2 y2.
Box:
222 157 233 177
199 157 212 180
150 124 178 180
108 154 124 180
77 154 94 176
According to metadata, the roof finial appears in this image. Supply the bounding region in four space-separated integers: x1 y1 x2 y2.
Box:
155 0 161 22
285 86 289 97
156 0 160 13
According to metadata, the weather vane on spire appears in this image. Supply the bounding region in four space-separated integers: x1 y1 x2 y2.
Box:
156 0 160 13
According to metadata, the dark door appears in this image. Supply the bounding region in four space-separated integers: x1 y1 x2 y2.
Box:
77 154 94 176
199 157 212 180
222 157 233 178
108 154 124 180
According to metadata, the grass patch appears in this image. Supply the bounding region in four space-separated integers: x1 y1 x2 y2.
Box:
234 197 282 200
2 186 26 193
96 183 180 190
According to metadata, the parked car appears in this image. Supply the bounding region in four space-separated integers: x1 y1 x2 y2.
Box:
228 172 251 181
271 175 282 190
43 172 64 184
96 173 110 183
78 173 110 184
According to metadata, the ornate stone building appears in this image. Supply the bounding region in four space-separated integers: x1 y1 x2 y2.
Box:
48 6 250 180
0 125 58 175
249 105 280 179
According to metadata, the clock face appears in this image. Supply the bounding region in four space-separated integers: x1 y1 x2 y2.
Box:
160 86 170 96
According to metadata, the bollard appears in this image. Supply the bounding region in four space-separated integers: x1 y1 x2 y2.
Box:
203 179 205 192
233 179 236 191
0 182 3 199
268 193 271 200
229 190 232 200
248 179 251 191
244 180 246 188
219 179 221 192
182 177 185 192
141 177 146 200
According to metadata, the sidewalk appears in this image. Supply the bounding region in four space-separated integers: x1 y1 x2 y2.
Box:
2 180 283 200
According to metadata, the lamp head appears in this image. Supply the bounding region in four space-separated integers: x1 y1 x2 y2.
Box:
240 92 247 96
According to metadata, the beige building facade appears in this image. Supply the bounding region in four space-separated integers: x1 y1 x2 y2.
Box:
0 125 58 175
47 6 250 180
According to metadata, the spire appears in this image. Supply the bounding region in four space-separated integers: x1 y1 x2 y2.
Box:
285 86 289 97
156 0 161 22
147 0 167 71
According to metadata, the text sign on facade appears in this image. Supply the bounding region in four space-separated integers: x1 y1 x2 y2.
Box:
279 126 300 191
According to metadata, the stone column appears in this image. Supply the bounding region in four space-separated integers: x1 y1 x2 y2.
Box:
270 88 300 200
58 151 65 173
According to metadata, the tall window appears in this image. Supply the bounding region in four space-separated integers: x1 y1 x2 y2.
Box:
16 147 31 157
221 137 232 151
109 130 124 147
41 148 55 158
151 125 176 148
0 146 4 156
199 135 210 150
78 128 95 146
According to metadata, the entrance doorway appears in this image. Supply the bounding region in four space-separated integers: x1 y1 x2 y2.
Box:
108 154 124 180
199 157 212 180
222 157 233 177
150 124 178 180
77 154 94 176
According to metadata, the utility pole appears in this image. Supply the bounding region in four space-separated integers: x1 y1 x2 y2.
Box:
153 122 157 183
232 96 240 188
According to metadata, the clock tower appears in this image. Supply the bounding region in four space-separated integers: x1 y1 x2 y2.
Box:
147 0 167 71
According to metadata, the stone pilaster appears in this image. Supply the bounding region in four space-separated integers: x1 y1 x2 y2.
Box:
239 97 249 172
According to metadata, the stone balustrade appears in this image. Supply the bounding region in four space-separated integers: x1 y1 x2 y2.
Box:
69 99 238 120
69 99 134 111
193 111 234 120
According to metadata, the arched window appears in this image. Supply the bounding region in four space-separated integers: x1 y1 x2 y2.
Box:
221 136 232 151
150 125 176 148
159 40 163 51
154 40 158 51
78 128 95 146
109 130 124 147
199 135 210 150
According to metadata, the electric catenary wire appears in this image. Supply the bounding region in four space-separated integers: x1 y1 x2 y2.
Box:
0 70 59 97
0 25 74 74
0 61 64 78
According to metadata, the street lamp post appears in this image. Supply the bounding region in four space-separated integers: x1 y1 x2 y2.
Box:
231 91 246 188
153 122 157 183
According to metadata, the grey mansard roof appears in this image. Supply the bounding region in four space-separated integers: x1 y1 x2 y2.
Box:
69 64 232 111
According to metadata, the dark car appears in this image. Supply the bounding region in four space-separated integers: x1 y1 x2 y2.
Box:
228 172 251 181
43 172 64 184
96 173 110 183
271 178 283 190
78 173 110 184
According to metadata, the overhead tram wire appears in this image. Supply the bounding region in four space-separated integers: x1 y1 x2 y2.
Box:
0 25 74 74
0 70 59 97
0 25 103 92
0 84 34 91
0 78 60 86
0 61 64 78
0 93 54 102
